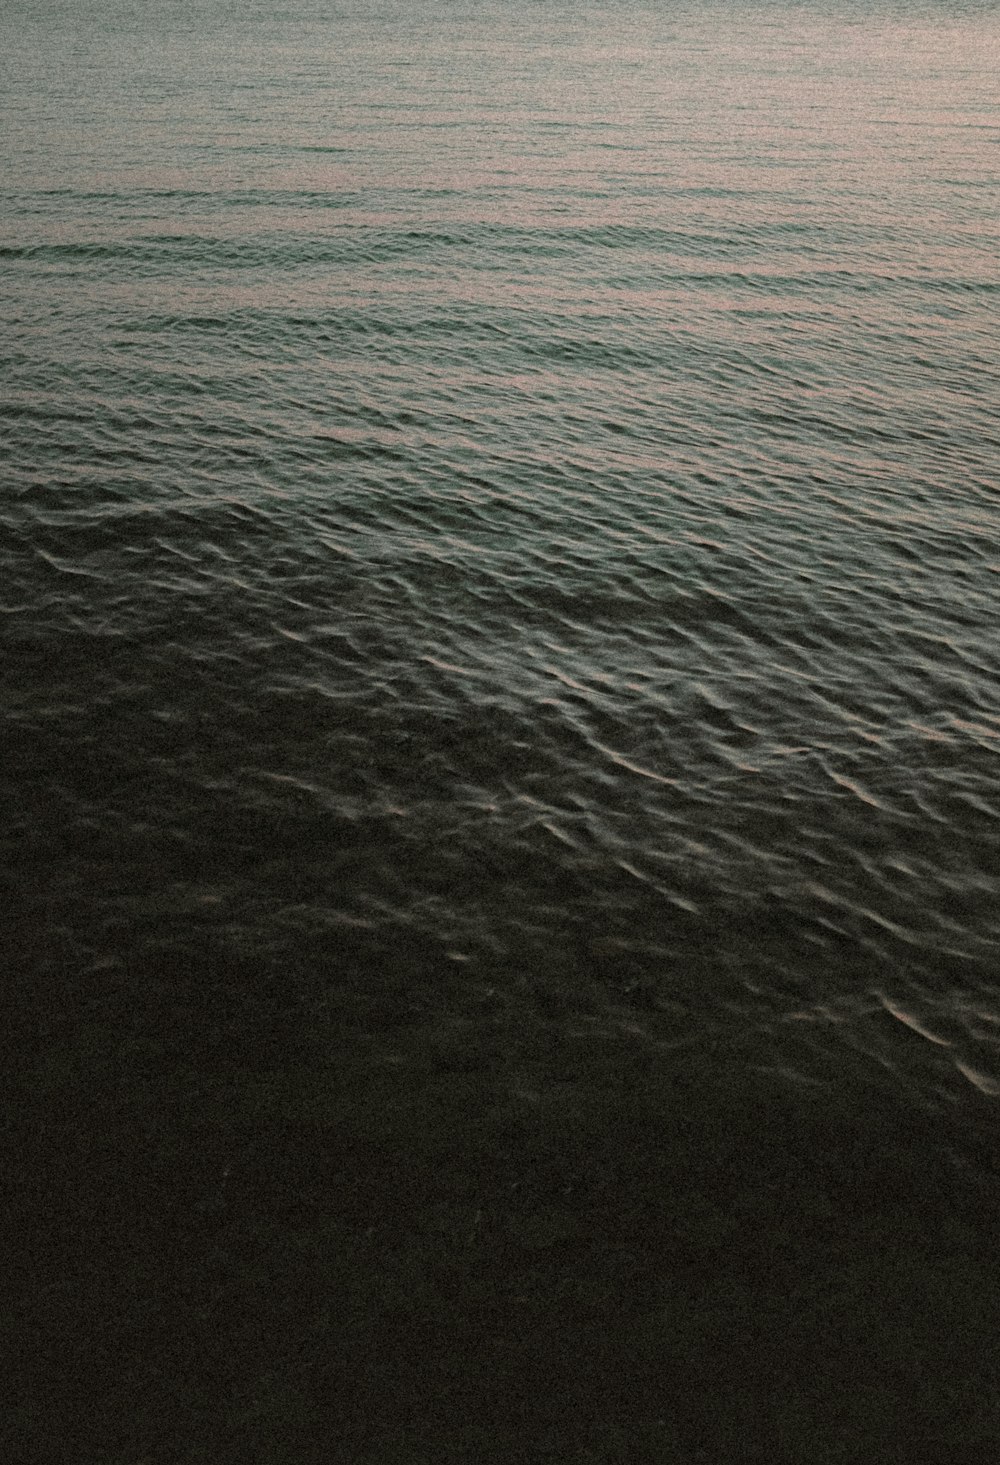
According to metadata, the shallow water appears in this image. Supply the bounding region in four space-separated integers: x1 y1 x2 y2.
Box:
5 0 998 1109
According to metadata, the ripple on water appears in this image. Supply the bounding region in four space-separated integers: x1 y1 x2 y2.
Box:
2 0 999 1119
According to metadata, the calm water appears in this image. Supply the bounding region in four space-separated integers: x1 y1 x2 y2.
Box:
4 0 999 1115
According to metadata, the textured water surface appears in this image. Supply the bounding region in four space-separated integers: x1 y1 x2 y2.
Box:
3 0 999 1114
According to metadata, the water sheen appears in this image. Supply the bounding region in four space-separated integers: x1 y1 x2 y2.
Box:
3 0 999 1117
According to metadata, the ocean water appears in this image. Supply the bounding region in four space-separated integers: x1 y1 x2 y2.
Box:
5 0 998 1100
3 0 1000 1455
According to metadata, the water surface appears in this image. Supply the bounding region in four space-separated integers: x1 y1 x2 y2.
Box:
4 0 1000 1456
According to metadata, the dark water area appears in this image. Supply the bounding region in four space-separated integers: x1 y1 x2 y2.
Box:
4 0 1000 1459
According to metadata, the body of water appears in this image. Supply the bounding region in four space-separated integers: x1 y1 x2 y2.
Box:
4 0 1000 1458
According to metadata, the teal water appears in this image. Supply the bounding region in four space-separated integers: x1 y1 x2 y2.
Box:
4 0 1000 1458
